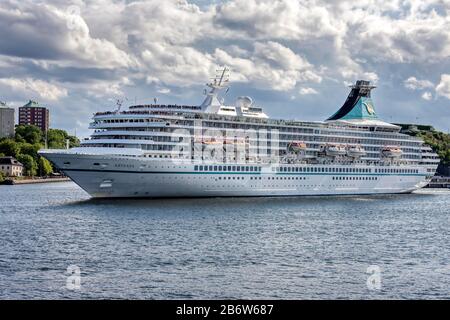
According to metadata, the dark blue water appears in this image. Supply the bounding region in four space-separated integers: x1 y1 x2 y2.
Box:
0 182 449 299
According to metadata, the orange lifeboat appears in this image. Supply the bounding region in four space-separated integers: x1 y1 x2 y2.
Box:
287 141 307 153
382 146 403 158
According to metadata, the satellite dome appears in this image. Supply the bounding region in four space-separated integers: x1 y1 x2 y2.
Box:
236 96 253 108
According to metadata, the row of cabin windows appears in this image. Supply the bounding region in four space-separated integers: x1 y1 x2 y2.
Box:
216 176 308 181
375 168 418 173
195 165 262 172
194 165 419 174
332 176 378 181
211 176 378 181
276 167 419 174
276 167 372 173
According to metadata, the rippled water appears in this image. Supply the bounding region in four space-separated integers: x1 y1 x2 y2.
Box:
0 182 449 299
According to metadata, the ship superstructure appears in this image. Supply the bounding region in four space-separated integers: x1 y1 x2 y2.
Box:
40 68 439 198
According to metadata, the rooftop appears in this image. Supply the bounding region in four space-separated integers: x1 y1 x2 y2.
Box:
22 100 45 108
0 157 23 166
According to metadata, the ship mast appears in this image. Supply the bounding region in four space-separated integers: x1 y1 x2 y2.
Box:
200 66 230 113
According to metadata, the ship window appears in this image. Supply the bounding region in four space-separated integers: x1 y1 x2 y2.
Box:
246 167 249 172
228 166 231 171
232 166 236 171
194 165 198 171
218 166 222 171
237 166 241 172
209 166 213 171
214 166 217 171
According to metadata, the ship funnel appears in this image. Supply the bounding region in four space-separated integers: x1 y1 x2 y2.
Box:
327 80 378 121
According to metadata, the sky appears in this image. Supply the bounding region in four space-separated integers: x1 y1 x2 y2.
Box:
0 0 450 138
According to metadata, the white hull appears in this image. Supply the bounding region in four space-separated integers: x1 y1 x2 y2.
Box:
41 151 430 198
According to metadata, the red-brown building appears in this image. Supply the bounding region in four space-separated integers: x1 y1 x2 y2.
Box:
19 100 50 132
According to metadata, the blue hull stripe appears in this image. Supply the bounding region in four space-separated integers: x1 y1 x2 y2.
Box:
62 168 426 177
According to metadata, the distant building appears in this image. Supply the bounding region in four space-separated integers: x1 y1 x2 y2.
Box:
0 157 24 177
437 163 450 177
19 100 49 132
0 101 15 138
396 123 435 134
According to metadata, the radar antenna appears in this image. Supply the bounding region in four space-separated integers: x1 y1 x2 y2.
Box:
200 66 231 113
207 66 230 90
115 97 128 113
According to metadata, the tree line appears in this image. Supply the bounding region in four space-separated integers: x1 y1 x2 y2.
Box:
414 130 450 165
0 125 80 178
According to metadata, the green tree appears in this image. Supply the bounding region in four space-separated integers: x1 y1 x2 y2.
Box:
0 171 4 183
17 154 38 177
417 130 450 165
68 135 81 148
47 129 67 149
38 156 53 176
18 142 42 160
15 125 43 144
0 139 20 157
46 128 80 149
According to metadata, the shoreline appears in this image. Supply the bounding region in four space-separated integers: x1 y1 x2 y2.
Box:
1 177 71 185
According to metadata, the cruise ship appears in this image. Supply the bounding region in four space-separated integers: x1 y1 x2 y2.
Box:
39 68 440 198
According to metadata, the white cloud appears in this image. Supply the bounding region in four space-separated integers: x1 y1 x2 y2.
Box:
299 87 319 95
436 74 450 99
421 91 433 101
1 0 450 134
157 88 171 94
404 77 434 90
0 77 67 101
0 1 133 69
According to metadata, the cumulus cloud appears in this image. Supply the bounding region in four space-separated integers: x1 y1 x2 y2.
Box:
421 91 433 101
0 77 67 101
404 77 434 90
436 74 450 99
299 87 319 95
0 0 450 135
0 1 133 69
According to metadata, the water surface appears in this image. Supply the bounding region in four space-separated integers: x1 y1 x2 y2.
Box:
0 182 449 299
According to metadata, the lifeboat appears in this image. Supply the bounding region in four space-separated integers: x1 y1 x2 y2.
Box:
347 145 366 157
381 146 403 158
195 138 221 145
287 141 307 153
324 144 347 156
223 138 245 145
